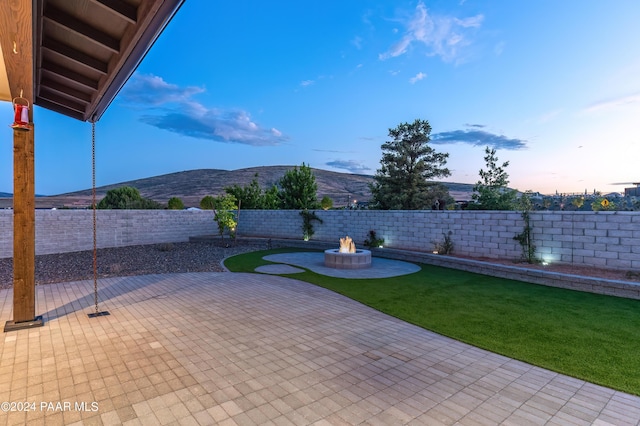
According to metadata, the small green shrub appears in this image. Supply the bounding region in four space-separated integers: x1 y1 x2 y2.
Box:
363 230 385 249
167 197 184 210
320 196 333 210
433 230 454 254
514 191 537 263
300 210 323 240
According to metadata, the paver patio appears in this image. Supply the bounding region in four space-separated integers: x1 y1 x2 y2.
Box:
1 272 639 425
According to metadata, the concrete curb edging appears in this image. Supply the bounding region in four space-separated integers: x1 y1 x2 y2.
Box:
210 236 640 300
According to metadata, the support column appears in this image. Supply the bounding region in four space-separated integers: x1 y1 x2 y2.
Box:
4 125 42 331
2 0 41 331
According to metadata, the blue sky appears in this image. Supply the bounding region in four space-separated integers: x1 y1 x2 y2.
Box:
2 0 640 196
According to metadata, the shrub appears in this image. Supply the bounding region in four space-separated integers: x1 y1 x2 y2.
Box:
320 196 333 210
167 197 184 210
513 191 537 263
433 231 454 254
363 230 385 249
97 186 163 209
300 210 323 241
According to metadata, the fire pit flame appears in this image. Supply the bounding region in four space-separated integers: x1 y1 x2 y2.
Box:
339 236 356 253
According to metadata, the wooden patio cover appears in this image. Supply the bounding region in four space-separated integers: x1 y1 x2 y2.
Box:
0 0 185 330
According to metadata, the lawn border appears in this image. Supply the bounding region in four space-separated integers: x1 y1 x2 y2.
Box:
196 235 640 300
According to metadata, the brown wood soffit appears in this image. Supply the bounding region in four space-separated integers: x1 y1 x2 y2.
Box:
34 0 184 122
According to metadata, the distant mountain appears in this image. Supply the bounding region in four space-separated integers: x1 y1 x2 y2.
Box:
55 166 376 208
0 166 476 208
0 192 11 198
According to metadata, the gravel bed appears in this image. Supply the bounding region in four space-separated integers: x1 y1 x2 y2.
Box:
0 240 271 289
1 240 638 290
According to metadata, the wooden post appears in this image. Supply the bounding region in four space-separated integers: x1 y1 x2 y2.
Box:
12 125 35 321
4 124 41 331
1 0 41 331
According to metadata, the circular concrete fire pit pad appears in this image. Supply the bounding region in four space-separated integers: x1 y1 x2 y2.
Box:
262 252 420 279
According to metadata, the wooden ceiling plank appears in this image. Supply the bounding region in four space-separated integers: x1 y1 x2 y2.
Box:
88 0 182 120
44 4 120 54
0 0 33 102
39 88 87 113
42 61 99 91
43 38 108 74
40 77 92 103
90 0 137 25
35 98 85 120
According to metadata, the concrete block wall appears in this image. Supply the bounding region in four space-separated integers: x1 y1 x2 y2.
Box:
237 210 640 270
0 210 215 258
1 209 639 270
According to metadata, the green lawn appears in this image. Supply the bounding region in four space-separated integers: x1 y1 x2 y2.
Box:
225 248 640 396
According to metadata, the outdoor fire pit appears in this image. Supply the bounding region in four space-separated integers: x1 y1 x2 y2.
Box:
324 236 372 269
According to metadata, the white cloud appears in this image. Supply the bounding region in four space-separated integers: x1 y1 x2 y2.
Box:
300 80 315 87
379 1 483 63
409 72 427 84
122 73 287 146
584 92 640 113
121 74 204 105
326 160 372 174
351 36 363 49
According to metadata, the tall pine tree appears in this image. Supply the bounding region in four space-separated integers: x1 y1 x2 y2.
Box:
279 163 320 209
470 146 517 210
371 119 451 210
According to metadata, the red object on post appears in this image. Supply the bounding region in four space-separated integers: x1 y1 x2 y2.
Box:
10 97 30 131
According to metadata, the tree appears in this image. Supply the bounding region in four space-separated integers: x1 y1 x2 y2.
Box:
370 119 451 210
225 174 265 209
570 196 584 210
200 194 238 240
262 185 281 209
199 195 215 211
470 147 517 210
320 196 333 210
167 197 184 210
279 163 320 209
97 186 163 209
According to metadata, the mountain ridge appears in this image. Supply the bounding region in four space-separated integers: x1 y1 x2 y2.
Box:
0 166 476 208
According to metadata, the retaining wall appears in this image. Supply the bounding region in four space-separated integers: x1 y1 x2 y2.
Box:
1 209 639 271
0 210 214 258
236 210 640 270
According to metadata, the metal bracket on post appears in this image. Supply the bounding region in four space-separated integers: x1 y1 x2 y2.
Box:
4 316 43 332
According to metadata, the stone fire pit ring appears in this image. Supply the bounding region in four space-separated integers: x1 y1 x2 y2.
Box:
324 249 372 269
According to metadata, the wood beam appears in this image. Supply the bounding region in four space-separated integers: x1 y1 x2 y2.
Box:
42 60 99 91
40 77 92 103
90 0 137 24
38 88 87 113
0 0 34 101
42 38 108 74
44 4 120 54
35 98 85 121
88 0 184 121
